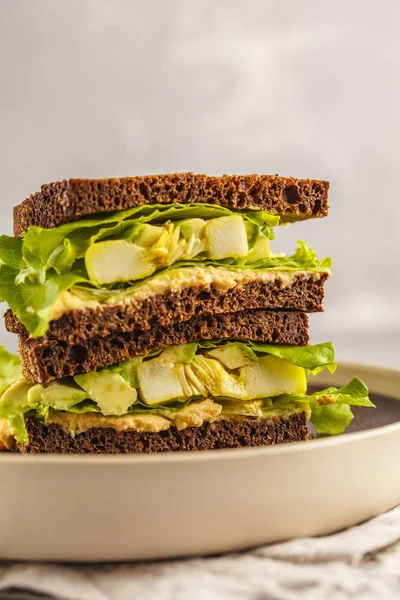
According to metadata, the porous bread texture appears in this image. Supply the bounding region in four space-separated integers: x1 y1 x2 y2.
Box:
5 272 326 339
13 172 329 235
5 272 326 381
9 310 309 383
13 413 309 453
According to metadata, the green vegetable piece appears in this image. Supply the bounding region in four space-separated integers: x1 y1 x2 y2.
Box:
117 358 142 389
133 224 163 247
205 215 249 259
75 371 138 416
307 377 374 409
0 380 33 410
85 240 155 285
311 403 354 435
177 219 206 241
206 343 257 370
245 236 271 262
240 355 307 398
180 355 243 399
0 380 34 445
159 343 198 363
27 381 88 412
0 235 24 270
204 360 244 398
246 341 336 372
0 346 23 387
137 359 185 406
244 220 260 248
0 263 87 338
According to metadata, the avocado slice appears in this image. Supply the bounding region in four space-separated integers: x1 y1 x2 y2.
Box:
177 218 206 241
205 215 249 259
244 220 260 248
118 358 142 389
245 236 270 262
28 381 88 412
206 343 257 370
75 371 138 416
159 343 197 363
0 380 33 411
85 240 155 285
218 398 265 417
0 380 35 444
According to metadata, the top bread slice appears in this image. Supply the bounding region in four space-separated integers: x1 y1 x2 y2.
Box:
13 173 329 235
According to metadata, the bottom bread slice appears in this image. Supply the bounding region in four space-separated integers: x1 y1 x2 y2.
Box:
14 414 308 454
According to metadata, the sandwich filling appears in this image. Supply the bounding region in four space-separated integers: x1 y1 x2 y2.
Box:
0 203 331 336
0 341 373 448
50 267 321 321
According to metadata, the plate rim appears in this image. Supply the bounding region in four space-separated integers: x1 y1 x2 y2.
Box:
0 360 398 466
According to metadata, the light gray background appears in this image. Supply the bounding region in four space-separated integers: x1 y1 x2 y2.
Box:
0 0 399 365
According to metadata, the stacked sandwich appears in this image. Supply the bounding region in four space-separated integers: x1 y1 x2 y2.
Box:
0 173 373 453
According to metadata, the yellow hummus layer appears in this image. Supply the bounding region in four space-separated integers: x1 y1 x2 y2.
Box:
51 266 322 321
0 418 15 450
47 398 222 436
0 398 310 448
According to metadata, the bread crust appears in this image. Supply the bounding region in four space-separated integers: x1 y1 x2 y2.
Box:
5 272 326 381
8 309 309 383
6 271 326 336
13 173 329 235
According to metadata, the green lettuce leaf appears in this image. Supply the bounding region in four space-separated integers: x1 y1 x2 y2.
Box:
310 403 354 435
0 203 280 279
0 242 330 336
0 345 373 443
306 377 374 434
308 377 373 407
0 264 87 337
246 341 336 372
0 236 24 270
0 202 332 336
110 339 336 375
277 240 332 271
216 240 332 271
2 412 28 444
189 340 336 372
0 346 22 386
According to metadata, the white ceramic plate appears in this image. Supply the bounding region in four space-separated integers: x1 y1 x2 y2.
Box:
0 361 399 563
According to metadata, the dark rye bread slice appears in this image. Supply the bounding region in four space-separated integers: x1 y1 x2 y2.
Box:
13 172 329 235
6 271 327 338
5 273 325 381
14 413 308 453
10 310 309 383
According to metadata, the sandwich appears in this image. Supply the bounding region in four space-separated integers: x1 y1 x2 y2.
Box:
0 173 373 453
